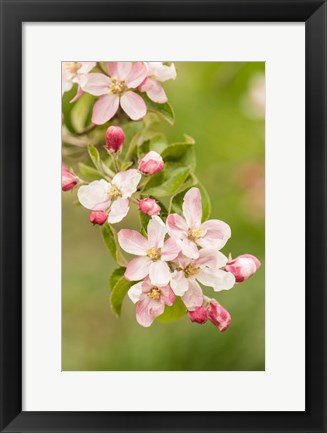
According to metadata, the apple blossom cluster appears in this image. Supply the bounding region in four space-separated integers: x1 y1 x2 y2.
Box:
62 61 261 331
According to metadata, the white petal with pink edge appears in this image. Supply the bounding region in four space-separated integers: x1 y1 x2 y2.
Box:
166 214 188 239
82 73 110 95
118 230 149 255
182 280 203 311
179 238 200 259
149 260 171 286
193 249 228 269
125 256 152 281
108 198 129 224
183 187 202 229
77 180 111 211
147 62 177 82
161 238 180 261
170 270 189 296
112 169 141 198
92 93 120 125
128 282 144 304
147 216 167 249
120 91 147 120
125 62 148 88
143 79 168 103
198 219 232 250
197 268 235 291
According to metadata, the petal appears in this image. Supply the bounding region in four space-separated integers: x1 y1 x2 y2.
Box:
82 73 110 95
118 230 148 255
143 79 168 103
125 256 152 281
198 219 231 250
179 238 199 259
112 169 141 198
147 62 177 82
136 297 164 327
161 238 180 261
166 214 188 239
116 62 132 81
170 270 189 296
193 249 228 269
92 94 119 125
78 62 96 74
196 268 235 292
108 198 129 224
120 91 147 120
128 282 144 304
69 85 83 103
182 280 203 311
77 179 111 211
147 216 167 249
160 286 176 306
107 62 118 77
149 260 171 286
183 187 202 228
125 62 148 88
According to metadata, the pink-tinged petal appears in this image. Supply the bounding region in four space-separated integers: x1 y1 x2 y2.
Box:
108 197 129 224
147 216 167 249
188 305 209 324
120 91 147 120
136 297 164 327
198 219 231 250
149 260 170 286
116 62 132 81
125 256 152 281
92 94 119 125
82 73 110 95
125 62 148 88
112 169 141 199
225 254 261 282
208 299 231 332
118 229 149 255
166 214 188 240
170 270 189 296
182 281 203 311
62 67 73 94
196 268 235 292
193 249 228 269
142 79 167 103
183 187 202 228
69 86 84 103
161 237 180 261
147 62 177 82
78 62 96 74
159 286 176 306
107 62 118 77
128 282 144 304
77 179 111 211
179 238 199 259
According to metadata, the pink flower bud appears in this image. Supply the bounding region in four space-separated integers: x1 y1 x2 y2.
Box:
138 151 164 175
188 306 209 324
62 164 78 191
225 254 261 283
90 210 108 225
208 299 231 332
105 126 125 153
138 198 161 216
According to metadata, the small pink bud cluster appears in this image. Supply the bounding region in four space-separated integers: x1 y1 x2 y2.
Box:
139 151 164 175
225 254 261 283
105 126 125 153
62 164 78 191
188 299 231 332
90 210 108 225
138 198 161 216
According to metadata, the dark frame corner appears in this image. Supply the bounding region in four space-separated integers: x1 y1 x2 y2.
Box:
0 1 326 432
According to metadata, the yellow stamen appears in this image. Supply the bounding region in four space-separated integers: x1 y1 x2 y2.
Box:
108 185 122 199
147 287 161 300
184 264 199 278
147 247 161 261
110 79 128 95
187 228 204 241
64 62 81 74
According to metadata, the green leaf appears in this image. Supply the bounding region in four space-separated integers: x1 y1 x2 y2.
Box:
62 85 78 133
161 142 196 171
142 94 175 125
120 161 134 171
170 181 211 221
137 139 150 159
110 267 126 290
110 272 134 316
87 144 101 169
77 162 103 182
100 223 127 267
144 165 191 197
71 93 94 132
156 297 187 323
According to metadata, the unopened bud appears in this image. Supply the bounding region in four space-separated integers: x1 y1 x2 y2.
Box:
105 126 125 153
90 210 107 225
208 299 231 332
139 198 161 216
62 164 78 191
225 254 261 283
138 151 164 175
188 306 209 324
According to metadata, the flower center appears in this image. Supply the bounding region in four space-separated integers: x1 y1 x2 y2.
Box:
184 264 199 278
147 287 161 300
187 228 204 241
64 62 81 75
146 247 161 261
108 185 122 199
110 79 128 95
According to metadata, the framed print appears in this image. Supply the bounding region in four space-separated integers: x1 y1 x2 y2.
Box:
0 0 326 432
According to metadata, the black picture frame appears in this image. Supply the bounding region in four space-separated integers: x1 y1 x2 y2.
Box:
0 1 326 432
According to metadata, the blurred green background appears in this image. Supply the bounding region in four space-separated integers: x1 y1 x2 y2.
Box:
62 62 265 371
